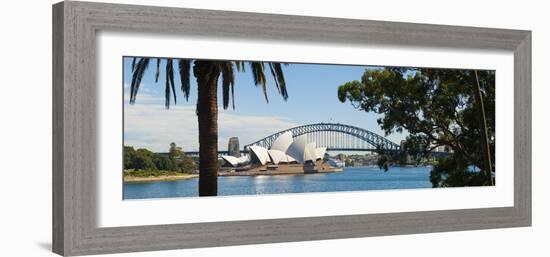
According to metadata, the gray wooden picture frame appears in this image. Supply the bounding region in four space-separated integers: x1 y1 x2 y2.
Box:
52 1 531 256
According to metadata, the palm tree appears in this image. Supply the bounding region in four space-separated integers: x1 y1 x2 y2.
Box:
129 58 288 196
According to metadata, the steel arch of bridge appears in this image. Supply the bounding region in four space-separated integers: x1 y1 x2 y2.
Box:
244 123 401 152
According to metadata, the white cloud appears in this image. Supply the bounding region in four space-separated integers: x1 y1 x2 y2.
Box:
124 99 298 152
123 87 164 106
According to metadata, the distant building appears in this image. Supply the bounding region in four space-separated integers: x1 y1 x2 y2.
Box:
228 137 241 157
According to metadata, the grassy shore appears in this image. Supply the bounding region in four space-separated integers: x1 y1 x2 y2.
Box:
123 169 198 183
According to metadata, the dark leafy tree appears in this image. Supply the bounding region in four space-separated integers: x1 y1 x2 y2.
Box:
430 154 487 187
168 142 181 160
123 146 136 170
124 143 196 173
337 67 495 187
166 142 196 172
153 155 174 171
132 148 156 170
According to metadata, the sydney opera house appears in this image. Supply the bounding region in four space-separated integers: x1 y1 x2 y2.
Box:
221 132 336 173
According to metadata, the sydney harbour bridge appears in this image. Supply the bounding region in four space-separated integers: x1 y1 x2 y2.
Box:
244 123 400 152
185 123 403 157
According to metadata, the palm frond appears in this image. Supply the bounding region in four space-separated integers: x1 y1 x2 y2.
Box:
234 61 245 72
129 57 150 104
220 62 235 110
169 60 176 105
270 62 288 100
178 59 191 101
249 62 268 103
231 72 236 109
164 60 171 108
155 58 161 83
164 58 176 108
268 63 280 93
131 57 137 72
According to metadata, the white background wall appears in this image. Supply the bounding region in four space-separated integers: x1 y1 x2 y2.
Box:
0 0 547 256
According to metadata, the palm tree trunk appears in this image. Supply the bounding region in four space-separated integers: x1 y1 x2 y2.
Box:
473 70 494 186
195 61 220 196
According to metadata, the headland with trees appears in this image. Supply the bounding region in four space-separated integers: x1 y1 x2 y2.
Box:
123 142 197 182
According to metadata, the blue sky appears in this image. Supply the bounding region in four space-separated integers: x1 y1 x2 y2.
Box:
123 57 408 152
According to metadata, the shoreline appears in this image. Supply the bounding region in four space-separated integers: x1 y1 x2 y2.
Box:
218 169 341 177
123 165 429 183
124 174 198 183
123 168 342 183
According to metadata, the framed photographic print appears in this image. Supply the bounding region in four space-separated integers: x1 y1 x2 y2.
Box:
52 1 531 256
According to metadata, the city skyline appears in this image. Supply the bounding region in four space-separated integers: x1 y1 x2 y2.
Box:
123 57 409 152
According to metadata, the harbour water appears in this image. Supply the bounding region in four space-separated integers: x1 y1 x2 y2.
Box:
123 166 432 200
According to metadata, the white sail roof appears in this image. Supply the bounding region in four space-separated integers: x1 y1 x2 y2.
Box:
249 145 270 165
270 131 293 152
221 155 250 167
244 133 328 165
315 147 327 160
221 155 239 166
286 154 296 163
305 142 317 162
286 136 313 163
286 136 307 163
268 149 287 164
238 155 249 163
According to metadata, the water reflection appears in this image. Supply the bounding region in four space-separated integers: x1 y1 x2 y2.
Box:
124 166 433 200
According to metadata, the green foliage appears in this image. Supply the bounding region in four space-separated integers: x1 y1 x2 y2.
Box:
123 143 196 173
124 169 187 178
133 148 156 170
123 146 136 169
169 142 179 159
430 154 489 187
338 67 495 187
153 154 176 171
178 155 197 173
